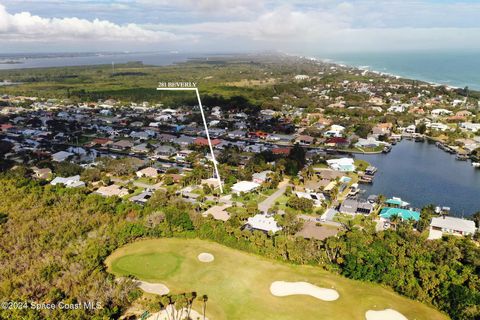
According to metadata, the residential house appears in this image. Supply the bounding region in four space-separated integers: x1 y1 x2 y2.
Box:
355 137 383 148
325 137 349 148
132 143 150 153
112 139 134 151
295 191 325 207
50 175 85 188
427 122 450 132
459 122 480 133
51 151 73 162
456 110 472 118
271 147 291 156
339 199 374 215
136 167 158 178
385 197 410 208
296 135 315 145
31 167 52 180
387 105 406 113
155 145 177 157
129 191 153 205
194 137 221 147
379 207 420 222
428 216 477 239
326 158 356 172
324 125 345 137
231 181 260 194
405 124 416 134
176 135 195 147
372 123 393 136
431 108 453 117
252 170 273 184
245 214 282 233
158 133 176 143
91 138 113 148
228 130 247 139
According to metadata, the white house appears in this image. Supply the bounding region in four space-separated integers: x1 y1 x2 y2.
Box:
426 122 450 132
252 170 273 184
431 108 453 117
324 125 345 137
295 191 325 207
231 181 260 194
50 175 85 188
405 124 416 134
294 74 310 80
428 216 477 239
355 137 383 148
326 158 356 172
246 214 282 233
387 105 406 113
459 122 480 133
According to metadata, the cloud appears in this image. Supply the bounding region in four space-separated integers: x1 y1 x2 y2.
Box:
136 0 262 11
0 4 186 42
1 1 480 53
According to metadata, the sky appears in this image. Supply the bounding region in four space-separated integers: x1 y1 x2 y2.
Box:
1 0 480 54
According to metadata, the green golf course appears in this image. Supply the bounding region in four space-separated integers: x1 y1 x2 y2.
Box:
105 238 448 320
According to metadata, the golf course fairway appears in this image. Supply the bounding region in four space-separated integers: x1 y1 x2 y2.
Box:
105 238 448 320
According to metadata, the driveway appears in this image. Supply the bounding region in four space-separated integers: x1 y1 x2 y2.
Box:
258 179 290 213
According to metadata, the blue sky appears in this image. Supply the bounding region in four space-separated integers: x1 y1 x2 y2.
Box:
1 0 480 53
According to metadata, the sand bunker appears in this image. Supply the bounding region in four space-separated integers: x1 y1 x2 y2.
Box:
198 252 215 262
136 280 169 295
147 305 207 320
270 281 339 301
365 309 408 320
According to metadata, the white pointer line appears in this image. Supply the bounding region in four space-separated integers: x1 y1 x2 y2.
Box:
157 87 223 193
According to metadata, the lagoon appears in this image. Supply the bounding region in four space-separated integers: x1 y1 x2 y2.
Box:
357 140 480 216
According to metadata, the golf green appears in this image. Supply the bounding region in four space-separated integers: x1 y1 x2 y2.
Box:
106 238 448 320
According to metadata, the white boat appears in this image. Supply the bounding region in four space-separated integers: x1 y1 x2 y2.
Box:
472 162 480 168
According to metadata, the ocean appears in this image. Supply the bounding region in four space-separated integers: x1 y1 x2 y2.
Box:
321 50 480 90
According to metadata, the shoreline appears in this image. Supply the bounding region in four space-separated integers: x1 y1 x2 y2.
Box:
310 55 478 92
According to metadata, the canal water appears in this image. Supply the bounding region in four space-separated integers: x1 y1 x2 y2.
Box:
357 140 480 216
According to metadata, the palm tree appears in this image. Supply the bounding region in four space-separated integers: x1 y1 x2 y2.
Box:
306 166 314 179
389 214 401 231
201 294 208 320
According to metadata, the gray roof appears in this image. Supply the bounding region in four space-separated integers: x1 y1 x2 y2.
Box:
430 216 476 234
339 199 358 214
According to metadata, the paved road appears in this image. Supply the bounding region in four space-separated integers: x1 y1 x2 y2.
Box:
258 179 290 213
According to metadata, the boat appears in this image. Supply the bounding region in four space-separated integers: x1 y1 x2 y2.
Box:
455 154 469 161
436 142 445 150
382 145 392 153
472 162 480 168
365 166 377 176
359 176 374 184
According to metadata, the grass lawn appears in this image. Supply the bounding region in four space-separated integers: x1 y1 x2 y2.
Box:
106 238 448 320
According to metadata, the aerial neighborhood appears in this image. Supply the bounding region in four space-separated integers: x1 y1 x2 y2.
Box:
1 60 479 243
0 56 479 320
